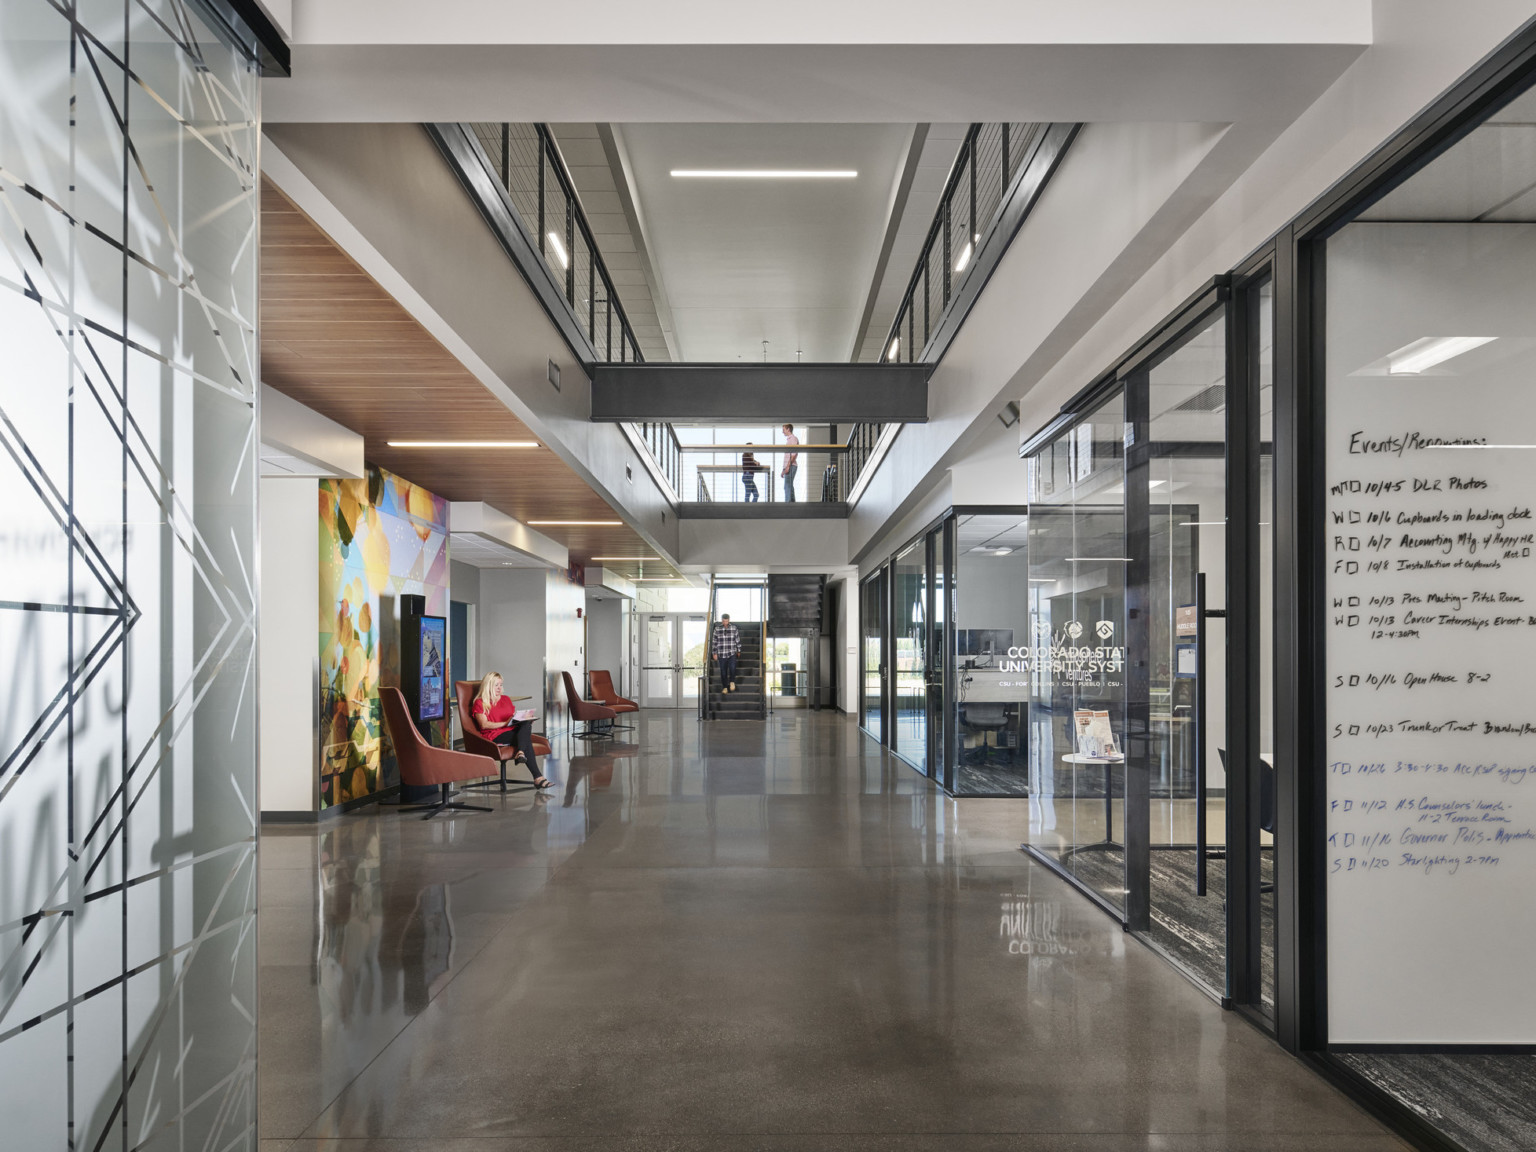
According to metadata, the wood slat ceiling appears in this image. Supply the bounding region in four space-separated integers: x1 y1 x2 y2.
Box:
260 178 676 581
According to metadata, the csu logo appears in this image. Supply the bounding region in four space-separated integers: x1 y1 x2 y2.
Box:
1066 620 1084 640
1096 620 1115 640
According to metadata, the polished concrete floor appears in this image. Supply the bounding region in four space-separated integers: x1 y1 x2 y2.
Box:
257 710 1407 1152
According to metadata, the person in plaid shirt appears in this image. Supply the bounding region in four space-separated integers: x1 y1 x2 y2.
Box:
711 613 741 692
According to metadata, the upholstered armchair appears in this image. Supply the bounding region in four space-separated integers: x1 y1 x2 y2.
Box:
379 687 493 819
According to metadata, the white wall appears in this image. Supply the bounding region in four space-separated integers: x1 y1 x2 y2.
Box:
679 516 849 569
836 574 858 714
585 596 626 693
477 568 548 721
259 476 318 814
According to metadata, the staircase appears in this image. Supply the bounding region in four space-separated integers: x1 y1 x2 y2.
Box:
768 575 826 632
767 575 827 710
708 622 766 719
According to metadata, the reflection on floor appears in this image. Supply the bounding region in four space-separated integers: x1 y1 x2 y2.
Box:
257 712 1406 1151
1339 1053 1536 1152
1061 845 1276 1001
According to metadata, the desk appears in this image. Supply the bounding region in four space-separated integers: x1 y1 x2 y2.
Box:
956 669 1029 703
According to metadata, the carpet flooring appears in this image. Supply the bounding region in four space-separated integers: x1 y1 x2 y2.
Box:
1054 844 1276 1002
1339 1053 1536 1152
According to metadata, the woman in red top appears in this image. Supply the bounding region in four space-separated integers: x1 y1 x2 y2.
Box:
470 671 552 788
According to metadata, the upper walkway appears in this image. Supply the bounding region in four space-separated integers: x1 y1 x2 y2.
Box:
258 709 1405 1150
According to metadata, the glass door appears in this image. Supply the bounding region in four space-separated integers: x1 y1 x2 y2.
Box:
1135 306 1229 996
641 613 706 709
861 570 887 740
893 539 928 772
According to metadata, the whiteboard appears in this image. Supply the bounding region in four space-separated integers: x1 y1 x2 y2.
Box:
1325 223 1536 1043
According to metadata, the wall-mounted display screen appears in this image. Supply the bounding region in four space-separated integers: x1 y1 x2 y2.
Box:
418 615 446 721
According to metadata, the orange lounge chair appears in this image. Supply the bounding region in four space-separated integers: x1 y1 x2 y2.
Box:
379 687 494 819
588 669 637 730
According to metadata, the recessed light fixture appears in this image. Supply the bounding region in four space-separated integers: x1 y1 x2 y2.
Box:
590 556 662 562
887 336 900 360
954 241 974 273
527 519 623 526
387 440 540 448
547 232 569 269
670 169 858 179
1387 335 1496 375
992 547 1014 555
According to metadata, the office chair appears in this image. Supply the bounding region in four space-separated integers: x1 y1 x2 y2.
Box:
960 702 1010 766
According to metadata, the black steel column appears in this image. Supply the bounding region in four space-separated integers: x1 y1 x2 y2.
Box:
1226 273 1261 1010
1124 370 1152 933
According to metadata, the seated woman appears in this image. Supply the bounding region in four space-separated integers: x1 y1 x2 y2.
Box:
469 671 552 789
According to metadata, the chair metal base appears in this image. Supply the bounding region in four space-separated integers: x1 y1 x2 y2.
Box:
573 722 615 741
398 783 493 819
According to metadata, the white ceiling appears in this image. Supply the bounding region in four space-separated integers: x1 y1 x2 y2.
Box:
449 532 557 569
617 123 914 361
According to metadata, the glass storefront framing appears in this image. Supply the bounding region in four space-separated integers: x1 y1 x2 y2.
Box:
1004 23 1536 1150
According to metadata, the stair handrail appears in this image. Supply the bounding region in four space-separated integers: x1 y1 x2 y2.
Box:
704 575 715 720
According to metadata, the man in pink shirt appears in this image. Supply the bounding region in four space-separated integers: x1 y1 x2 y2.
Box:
780 424 799 503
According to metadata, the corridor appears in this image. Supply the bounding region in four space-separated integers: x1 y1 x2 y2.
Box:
257 711 1405 1151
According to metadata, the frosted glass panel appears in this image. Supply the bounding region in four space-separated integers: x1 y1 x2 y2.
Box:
0 3 261 1149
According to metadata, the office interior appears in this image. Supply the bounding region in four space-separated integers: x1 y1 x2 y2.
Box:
10 4 1536 1152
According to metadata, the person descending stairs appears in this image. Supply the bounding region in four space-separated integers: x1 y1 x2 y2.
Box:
708 613 766 719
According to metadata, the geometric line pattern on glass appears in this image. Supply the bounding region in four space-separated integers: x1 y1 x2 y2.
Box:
0 2 261 1150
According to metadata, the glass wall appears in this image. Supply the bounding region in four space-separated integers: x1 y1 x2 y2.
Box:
1025 391 1128 912
1141 309 1229 994
1254 276 1277 1015
952 512 1031 795
0 4 262 1148
892 539 929 771
861 571 885 738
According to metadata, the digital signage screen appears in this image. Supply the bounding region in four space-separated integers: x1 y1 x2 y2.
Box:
418 614 446 721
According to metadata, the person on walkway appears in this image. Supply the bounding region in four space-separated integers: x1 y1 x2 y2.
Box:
711 613 741 692
780 424 799 502
469 671 552 788
741 446 762 503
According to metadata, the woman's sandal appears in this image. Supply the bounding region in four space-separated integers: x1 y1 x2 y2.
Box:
533 776 553 790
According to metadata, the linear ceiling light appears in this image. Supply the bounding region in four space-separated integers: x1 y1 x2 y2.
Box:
547 232 570 269
670 169 857 179
954 241 974 273
887 336 900 360
528 519 623 526
387 440 539 448
590 556 662 561
1387 335 1495 375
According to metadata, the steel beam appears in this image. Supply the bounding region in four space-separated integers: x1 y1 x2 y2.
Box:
590 363 930 423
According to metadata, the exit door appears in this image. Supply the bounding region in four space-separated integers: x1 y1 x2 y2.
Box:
641 613 707 708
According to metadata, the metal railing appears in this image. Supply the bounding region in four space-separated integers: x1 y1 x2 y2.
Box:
683 444 848 504
842 421 887 498
467 123 644 365
880 123 1049 364
636 421 684 496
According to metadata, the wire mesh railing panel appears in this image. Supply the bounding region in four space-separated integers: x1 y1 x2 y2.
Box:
878 121 1059 368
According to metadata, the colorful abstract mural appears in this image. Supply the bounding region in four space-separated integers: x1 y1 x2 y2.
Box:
319 467 451 807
